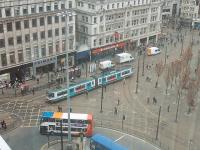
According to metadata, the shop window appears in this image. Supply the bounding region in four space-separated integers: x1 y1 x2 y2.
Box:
62 27 65 35
8 37 14 46
0 39 5 48
15 21 21 30
24 20 29 29
1 53 7 66
7 22 13 31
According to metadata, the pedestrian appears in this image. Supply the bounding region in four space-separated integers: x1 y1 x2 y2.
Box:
58 105 62 112
70 107 72 112
3 122 6 130
147 97 150 104
37 78 39 84
167 105 170 112
123 78 126 85
153 97 157 104
32 87 35 95
117 98 120 105
1 120 4 128
114 107 118 115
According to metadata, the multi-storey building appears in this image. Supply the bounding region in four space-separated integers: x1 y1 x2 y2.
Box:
161 0 180 24
75 0 162 62
0 0 76 81
180 0 200 27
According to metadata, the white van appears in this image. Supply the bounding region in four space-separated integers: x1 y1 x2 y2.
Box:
147 47 161 56
99 60 115 70
115 53 134 64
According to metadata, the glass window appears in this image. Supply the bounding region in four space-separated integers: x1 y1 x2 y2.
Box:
0 39 5 48
0 24 3 33
47 16 52 24
69 1 72 8
40 17 44 26
32 19 37 27
5 8 11 17
1 53 7 66
0 9 2 18
15 7 20 16
31 6 36 13
62 27 65 35
48 30 52 38
10 52 15 64
41 45 46 57
18 50 23 62
15 21 21 30
24 20 29 29
48 43 53 55
39 5 43 12
40 31 45 39
25 34 30 43
61 3 65 9
33 33 38 41
54 2 58 10
8 37 14 46
33 46 39 58
56 41 59 53
23 7 28 15
55 28 59 36
55 16 59 23
26 48 31 60
69 26 73 34
62 16 65 22
17 36 22 44
7 22 12 31
69 16 73 21
46 4 51 11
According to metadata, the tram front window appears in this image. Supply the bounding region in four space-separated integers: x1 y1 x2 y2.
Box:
48 93 54 98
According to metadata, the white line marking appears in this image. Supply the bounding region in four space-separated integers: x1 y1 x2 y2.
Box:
36 109 40 126
29 107 34 126
114 135 126 142
11 101 17 113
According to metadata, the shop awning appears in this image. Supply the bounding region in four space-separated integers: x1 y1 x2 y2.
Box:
76 51 90 60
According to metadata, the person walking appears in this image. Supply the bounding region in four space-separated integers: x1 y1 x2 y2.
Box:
114 107 118 115
32 87 35 95
167 105 170 112
117 98 120 105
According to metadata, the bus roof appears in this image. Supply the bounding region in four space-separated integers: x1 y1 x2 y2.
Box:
41 111 93 120
148 47 159 50
91 134 128 150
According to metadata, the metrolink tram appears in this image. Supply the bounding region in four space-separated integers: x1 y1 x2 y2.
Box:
47 66 134 103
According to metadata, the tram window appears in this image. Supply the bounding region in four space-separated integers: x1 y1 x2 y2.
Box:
122 70 130 75
87 82 91 87
70 88 74 93
76 85 85 91
57 90 67 96
48 93 54 98
56 127 61 130
63 119 68 123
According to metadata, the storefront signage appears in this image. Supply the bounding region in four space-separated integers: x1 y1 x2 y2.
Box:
92 42 126 55
33 57 57 67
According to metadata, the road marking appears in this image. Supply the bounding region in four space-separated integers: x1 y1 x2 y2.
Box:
114 135 126 142
11 101 17 113
36 108 41 126
23 103 29 120
29 107 34 126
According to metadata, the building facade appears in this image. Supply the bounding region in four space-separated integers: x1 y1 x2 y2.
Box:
161 0 180 24
75 0 162 61
0 0 76 81
180 0 200 27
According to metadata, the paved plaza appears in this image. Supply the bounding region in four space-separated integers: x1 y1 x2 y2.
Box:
1 27 200 150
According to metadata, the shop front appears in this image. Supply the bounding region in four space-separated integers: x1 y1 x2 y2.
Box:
76 50 90 64
91 41 126 61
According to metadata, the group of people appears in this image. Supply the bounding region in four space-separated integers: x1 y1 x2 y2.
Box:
0 120 7 130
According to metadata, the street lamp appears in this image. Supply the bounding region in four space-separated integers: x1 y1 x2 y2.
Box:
57 10 75 143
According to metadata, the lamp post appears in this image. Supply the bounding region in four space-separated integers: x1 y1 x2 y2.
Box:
57 10 75 143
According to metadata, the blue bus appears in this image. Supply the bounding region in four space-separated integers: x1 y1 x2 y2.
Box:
90 134 128 150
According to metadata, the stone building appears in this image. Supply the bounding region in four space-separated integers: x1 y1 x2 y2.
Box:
0 0 76 81
75 0 162 61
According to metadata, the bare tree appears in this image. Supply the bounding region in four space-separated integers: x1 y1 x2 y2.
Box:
155 60 164 88
182 47 193 66
170 61 175 88
173 59 182 84
186 79 198 114
164 65 171 94
179 65 190 90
